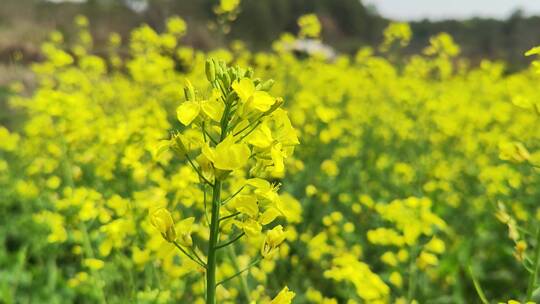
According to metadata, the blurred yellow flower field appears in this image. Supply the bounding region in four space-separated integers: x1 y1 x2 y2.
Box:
1 11 540 304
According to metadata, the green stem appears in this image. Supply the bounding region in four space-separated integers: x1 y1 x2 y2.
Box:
227 246 252 302
468 265 489 304
206 79 232 304
526 226 540 301
407 245 418 302
206 180 222 304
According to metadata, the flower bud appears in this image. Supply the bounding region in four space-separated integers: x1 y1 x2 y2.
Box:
261 225 286 258
499 142 530 163
150 208 177 242
244 68 254 78
258 79 275 91
263 97 284 115
217 60 227 76
205 59 216 82
221 71 231 88
184 79 195 101
171 133 187 155
177 217 195 247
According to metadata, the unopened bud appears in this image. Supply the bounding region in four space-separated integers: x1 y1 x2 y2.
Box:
171 133 187 155
258 79 275 91
261 225 286 258
205 59 216 82
264 97 284 115
244 68 254 78
150 208 177 243
221 72 231 88
184 79 195 101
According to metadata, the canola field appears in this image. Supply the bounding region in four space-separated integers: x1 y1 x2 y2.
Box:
1 14 540 304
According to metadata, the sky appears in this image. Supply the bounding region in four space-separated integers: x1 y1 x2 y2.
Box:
363 0 540 21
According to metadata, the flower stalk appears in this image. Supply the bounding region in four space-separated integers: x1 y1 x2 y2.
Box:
526 226 540 301
153 58 298 303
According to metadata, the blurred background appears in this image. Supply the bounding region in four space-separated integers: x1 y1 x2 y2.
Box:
2 0 540 120
2 0 540 65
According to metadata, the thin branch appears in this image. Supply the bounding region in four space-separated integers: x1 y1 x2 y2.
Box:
517 225 534 236
468 265 489 304
202 123 218 145
190 247 207 267
227 245 251 302
172 241 206 268
523 262 535 274
219 212 240 223
216 256 262 287
201 122 208 143
185 153 214 186
232 103 279 139
221 186 246 205
215 232 245 250
219 94 235 139
233 111 267 137
237 120 262 142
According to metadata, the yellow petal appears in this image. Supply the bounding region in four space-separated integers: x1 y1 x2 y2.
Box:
247 91 275 112
260 207 281 225
247 124 273 148
83 258 105 270
201 143 216 163
271 143 285 173
246 178 271 190
178 217 195 234
177 101 200 125
525 46 540 56
232 119 250 135
201 99 224 122
230 194 258 217
232 78 255 102
213 136 251 170
177 217 195 247
269 286 295 304
239 219 261 238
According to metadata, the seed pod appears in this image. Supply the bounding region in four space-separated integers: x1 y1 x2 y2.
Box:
205 59 216 82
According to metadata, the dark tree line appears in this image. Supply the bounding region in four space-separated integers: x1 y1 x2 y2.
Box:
1 0 540 70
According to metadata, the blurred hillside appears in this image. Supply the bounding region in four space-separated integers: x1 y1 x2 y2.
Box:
1 0 540 70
